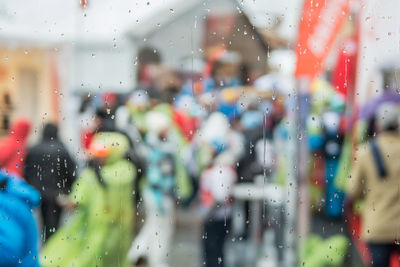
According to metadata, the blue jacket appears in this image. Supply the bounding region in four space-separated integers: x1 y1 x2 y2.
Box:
0 172 41 267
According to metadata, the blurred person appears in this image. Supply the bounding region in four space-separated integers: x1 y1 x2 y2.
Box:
115 97 148 204
347 103 400 267
0 171 41 267
198 92 219 115
80 108 115 151
195 112 241 267
218 88 241 121
186 112 243 191
153 102 194 201
127 111 177 267
237 106 265 182
173 95 202 142
234 108 275 241
200 112 244 166
24 123 76 241
41 132 136 267
200 142 237 267
203 51 242 93
321 110 345 218
124 89 151 137
0 118 31 178
100 92 120 130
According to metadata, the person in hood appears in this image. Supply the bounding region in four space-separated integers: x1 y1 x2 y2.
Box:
25 123 76 240
0 171 41 267
80 108 116 152
0 118 31 177
347 103 400 267
40 132 136 267
128 111 178 267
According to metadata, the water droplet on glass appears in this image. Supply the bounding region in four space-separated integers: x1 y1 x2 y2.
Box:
297 133 303 140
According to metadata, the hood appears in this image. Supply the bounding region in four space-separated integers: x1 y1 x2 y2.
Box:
201 112 230 143
42 123 58 141
0 171 40 208
10 118 31 140
145 111 171 135
90 132 130 164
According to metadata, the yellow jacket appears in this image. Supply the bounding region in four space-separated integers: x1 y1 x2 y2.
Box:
347 132 400 243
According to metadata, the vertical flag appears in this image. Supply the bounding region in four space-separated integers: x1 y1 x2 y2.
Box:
295 0 349 79
80 0 88 9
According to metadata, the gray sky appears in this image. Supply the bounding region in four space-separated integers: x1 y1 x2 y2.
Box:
0 0 302 43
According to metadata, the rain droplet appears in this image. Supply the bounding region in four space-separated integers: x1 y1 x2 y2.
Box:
297 133 303 140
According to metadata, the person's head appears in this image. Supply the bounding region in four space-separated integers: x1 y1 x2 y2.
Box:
42 123 58 141
95 108 107 124
88 139 110 166
375 103 399 132
145 111 170 139
102 92 119 111
88 132 130 165
94 108 114 131
128 89 149 111
10 118 31 140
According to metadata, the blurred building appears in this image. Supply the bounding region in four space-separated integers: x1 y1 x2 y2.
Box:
0 0 302 147
0 47 58 138
128 0 271 80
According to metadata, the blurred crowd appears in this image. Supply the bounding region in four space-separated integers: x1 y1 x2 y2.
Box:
1 45 400 267
0 49 292 267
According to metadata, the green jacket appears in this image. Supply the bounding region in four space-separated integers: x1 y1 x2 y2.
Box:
41 132 136 267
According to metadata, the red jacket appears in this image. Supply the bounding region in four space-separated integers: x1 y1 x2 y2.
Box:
0 119 31 178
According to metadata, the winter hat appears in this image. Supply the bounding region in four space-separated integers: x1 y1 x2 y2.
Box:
145 111 171 134
221 88 237 104
42 123 58 141
201 112 230 143
376 103 399 131
322 111 340 134
10 118 31 140
128 89 149 107
89 132 130 163
199 92 217 106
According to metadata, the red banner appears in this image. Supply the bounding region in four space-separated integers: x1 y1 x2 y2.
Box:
331 37 357 98
295 0 349 79
80 0 88 9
